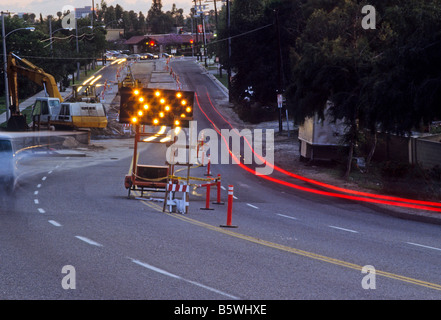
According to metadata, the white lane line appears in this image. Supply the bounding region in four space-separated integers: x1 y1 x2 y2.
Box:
37 208 45 214
407 242 441 252
42 176 47 181
34 199 39 204
329 225 359 234
130 258 239 300
277 214 297 221
34 191 38 195
75 236 103 247
221 186 226 191
246 203 259 209
37 184 41 188
48 170 53 174
233 196 238 200
48 220 62 227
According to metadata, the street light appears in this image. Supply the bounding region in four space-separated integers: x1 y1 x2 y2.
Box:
2 12 35 122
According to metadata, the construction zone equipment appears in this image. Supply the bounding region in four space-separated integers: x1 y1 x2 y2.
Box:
6 53 62 131
125 164 169 198
121 83 200 213
164 181 189 214
117 65 141 90
119 87 194 128
71 84 99 102
7 53 107 131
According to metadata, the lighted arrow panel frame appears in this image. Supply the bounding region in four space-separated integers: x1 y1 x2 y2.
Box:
119 87 194 128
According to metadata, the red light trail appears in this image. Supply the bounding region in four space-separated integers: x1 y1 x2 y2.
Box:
196 91 441 213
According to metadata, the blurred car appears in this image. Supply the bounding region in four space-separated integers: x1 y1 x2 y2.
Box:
115 54 128 59
0 136 16 194
162 53 173 58
128 54 141 60
141 53 159 60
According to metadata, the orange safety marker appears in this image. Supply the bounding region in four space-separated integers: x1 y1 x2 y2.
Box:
212 174 224 205
220 185 237 228
204 158 211 176
200 181 214 211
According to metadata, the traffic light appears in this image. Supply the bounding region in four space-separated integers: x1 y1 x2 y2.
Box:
149 40 156 47
119 87 194 127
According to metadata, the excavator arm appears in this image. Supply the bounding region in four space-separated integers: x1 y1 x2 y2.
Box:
7 53 63 115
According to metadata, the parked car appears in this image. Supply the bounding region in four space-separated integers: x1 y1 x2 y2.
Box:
115 54 128 59
141 53 159 60
0 136 16 194
128 54 141 60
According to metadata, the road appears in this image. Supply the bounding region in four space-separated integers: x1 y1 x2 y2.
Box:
1 58 441 303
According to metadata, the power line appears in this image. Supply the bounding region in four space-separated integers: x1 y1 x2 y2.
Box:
208 23 274 46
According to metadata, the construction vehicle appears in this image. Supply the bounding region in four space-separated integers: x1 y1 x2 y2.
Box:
6 53 107 131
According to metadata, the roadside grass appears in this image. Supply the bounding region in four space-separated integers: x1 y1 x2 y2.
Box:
214 74 229 89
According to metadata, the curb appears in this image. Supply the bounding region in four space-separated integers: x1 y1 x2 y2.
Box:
195 61 229 97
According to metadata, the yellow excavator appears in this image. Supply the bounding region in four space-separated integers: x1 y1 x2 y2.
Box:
7 53 107 131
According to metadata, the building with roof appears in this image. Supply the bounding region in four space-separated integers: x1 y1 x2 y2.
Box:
76 6 92 19
124 33 215 56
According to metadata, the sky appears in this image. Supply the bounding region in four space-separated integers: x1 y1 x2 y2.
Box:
0 0 198 17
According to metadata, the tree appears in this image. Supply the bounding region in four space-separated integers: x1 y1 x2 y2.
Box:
215 0 299 122
147 0 174 34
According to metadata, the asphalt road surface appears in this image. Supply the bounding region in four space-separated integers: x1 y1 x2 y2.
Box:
1 58 441 303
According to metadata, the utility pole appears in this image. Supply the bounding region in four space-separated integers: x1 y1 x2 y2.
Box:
91 0 95 30
275 9 284 133
226 0 232 103
193 0 199 61
75 18 80 82
199 0 207 67
1 12 9 122
213 0 218 31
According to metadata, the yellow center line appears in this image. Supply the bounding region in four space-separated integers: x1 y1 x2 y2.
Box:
128 158 441 293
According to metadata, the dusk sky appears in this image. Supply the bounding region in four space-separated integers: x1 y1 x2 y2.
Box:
0 0 199 17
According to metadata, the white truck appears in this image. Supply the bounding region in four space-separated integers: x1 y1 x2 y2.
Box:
31 97 107 129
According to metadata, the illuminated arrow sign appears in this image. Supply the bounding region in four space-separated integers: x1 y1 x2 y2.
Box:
119 87 194 128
